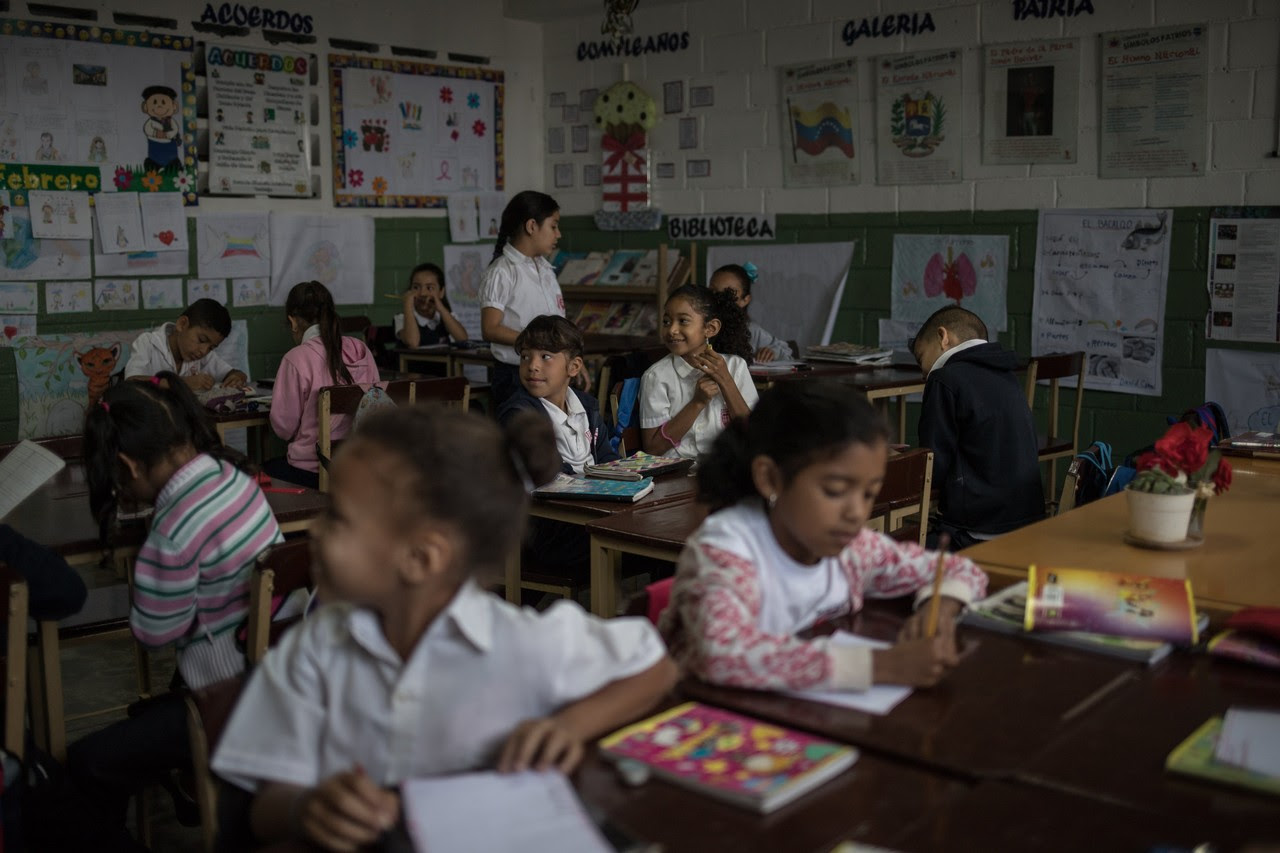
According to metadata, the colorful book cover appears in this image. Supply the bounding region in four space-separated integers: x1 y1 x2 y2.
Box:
598 250 647 286
1165 717 1280 797
532 473 655 502
550 250 587 276
586 451 694 481
574 300 613 334
630 304 660 336
1024 566 1200 644
1219 430 1280 458
602 301 638 334
1207 630 1280 670
559 252 609 286
629 249 660 288
599 702 858 814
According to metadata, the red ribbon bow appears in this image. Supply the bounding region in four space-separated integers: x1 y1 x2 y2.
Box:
602 131 647 171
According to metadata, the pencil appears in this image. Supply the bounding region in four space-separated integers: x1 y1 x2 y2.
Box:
924 532 951 638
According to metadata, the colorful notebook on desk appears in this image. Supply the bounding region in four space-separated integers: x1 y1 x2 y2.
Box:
533 473 655 502
598 702 858 814
1218 430 1280 458
1166 716 1280 797
1025 566 1200 644
585 452 694 481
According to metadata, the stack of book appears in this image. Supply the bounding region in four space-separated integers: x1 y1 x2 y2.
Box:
553 248 678 289
585 452 694 481
804 342 893 365
1167 707 1280 797
1218 430 1280 459
574 301 659 335
532 473 656 502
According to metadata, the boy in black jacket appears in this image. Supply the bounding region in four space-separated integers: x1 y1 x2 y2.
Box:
911 306 1044 550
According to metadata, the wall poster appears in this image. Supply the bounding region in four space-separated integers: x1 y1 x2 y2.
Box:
891 234 1009 333
777 59 859 188
982 39 1079 165
1205 218 1280 343
875 49 962 185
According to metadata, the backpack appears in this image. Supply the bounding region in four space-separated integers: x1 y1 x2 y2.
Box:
1168 401 1231 445
609 378 641 454
1069 441 1135 508
353 384 396 427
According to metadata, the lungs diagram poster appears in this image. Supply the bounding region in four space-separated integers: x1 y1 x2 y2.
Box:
329 54 503 208
1033 209 1173 396
875 49 962 185
777 59 859 189
891 235 1009 333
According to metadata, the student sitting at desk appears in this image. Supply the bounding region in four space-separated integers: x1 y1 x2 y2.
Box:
395 262 468 347
661 383 986 692
266 281 380 490
708 262 794 363
910 305 1044 550
124 297 247 391
211 405 675 851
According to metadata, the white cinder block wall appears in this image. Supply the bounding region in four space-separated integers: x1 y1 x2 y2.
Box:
541 0 1280 216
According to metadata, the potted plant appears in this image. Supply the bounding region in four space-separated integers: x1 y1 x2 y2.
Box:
1126 422 1232 544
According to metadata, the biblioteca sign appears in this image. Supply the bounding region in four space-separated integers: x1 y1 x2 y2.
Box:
667 214 777 241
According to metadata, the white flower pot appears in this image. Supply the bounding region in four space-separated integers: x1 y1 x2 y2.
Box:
1125 486 1196 544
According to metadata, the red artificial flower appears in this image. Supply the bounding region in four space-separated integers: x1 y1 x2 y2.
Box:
1212 458 1233 494
1152 422 1211 476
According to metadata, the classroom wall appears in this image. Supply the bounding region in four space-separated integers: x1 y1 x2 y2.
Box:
541 0 1279 215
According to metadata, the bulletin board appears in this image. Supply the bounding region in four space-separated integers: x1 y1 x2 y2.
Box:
329 53 503 208
0 18 197 204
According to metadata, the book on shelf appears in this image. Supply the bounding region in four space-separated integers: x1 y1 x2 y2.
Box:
1025 566 1201 645
1166 716 1280 797
804 342 893 364
961 581 1207 665
559 252 610 286
598 250 647 286
551 250 587 277
585 451 695 481
575 300 614 334
666 253 690 288
0 440 66 521
533 473 655 502
1218 430 1280 458
601 302 639 334
598 701 858 814
630 304 660 336
630 249 660 288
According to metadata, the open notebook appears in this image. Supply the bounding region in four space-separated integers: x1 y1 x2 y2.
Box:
0 440 66 521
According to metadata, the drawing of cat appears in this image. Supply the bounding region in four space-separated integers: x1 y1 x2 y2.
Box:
76 343 121 409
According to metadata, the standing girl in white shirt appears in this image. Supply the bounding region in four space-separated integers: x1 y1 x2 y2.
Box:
478 191 565 407
640 284 758 459
212 404 676 851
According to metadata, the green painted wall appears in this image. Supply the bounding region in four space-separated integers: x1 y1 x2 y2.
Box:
1 208 1270 464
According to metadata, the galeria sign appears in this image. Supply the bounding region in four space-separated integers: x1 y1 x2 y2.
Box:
667 214 776 241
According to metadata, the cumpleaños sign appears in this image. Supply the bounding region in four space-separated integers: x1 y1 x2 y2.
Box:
1012 0 1094 19
667 214 776 241
199 3 314 34
578 32 691 61
842 13 935 45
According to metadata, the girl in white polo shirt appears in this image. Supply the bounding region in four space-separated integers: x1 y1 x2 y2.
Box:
640 284 759 459
479 191 565 407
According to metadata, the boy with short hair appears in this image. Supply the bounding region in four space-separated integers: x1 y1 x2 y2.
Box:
911 305 1044 549
125 298 247 391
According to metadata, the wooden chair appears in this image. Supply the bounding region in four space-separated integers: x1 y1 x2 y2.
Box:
864 449 933 546
185 673 248 853
316 376 469 490
1021 359 1039 409
1 563 28 759
1026 351 1086 510
245 539 314 666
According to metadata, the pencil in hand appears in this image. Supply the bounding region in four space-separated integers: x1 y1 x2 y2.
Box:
924 532 951 638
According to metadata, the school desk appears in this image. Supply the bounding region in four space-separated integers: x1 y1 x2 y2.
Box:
395 342 455 375
585 497 709 617
758 364 926 443
962 457 1280 610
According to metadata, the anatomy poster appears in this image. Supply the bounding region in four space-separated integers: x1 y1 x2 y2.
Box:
269 213 374 305
875 50 962 185
330 53 504 208
0 209 92 281
891 235 1009 333
1032 209 1173 396
205 43 311 197
983 39 1079 165
197 212 270 278
777 59 859 188
1205 348 1280 435
1205 218 1280 343
1100 26 1207 179
0 19 196 201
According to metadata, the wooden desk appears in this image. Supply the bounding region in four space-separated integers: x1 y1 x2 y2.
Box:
395 344 454 375
963 462 1280 610
585 498 708 617
759 364 926 442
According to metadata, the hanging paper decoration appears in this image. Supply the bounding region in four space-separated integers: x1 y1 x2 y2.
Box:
592 80 661 231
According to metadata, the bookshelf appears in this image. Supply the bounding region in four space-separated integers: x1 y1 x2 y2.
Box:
560 243 698 329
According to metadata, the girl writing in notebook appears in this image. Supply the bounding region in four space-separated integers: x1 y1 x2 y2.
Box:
640 284 758 459
396 262 468 347
69 373 283 850
212 405 676 851
660 382 987 692
478 190 566 407
708 262 794 363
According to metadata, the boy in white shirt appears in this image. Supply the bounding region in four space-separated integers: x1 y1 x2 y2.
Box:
124 298 246 391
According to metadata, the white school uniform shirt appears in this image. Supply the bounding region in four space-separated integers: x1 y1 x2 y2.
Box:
393 309 441 336
210 581 666 790
639 352 759 459
123 322 237 382
748 322 794 360
541 393 594 474
478 243 565 365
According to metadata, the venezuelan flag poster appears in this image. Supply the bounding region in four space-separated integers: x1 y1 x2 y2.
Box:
874 49 962 185
777 59 860 189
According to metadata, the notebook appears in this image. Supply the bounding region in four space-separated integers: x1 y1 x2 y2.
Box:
599 702 857 814
1165 717 1280 797
1215 707 1280 778
0 440 66 521
585 452 694 481
1207 630 1280 670
533 473 655 503
781 632 913 715
804 343 893 364
962 581 1203 665
1025 566 1200 644
1218 430 1280 458
402 771 612 853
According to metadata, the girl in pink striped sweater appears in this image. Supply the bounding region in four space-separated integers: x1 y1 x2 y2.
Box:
68 371 283 850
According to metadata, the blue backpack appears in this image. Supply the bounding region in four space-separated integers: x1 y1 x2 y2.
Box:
609 378 641 454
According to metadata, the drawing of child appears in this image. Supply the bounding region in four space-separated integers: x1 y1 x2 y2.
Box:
140 85 181 169
35 132 60 161
22 62 48 96
87 136 107 162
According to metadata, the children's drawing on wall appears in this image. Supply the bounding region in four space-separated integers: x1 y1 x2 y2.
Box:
441 243 486 361
28 191 93 240
93 245 189 278
22 61 50 97
187 278 227 305
141 84 182 169
0 191 10 240
94 278 139 310
360 118 390 152
446 193 478 243
87 136 108 161
45 280 93 314
0 282 38 314
1205 348 1280 435
269 212 375 305
94 192 146 254
141 278 184 310
197 212 271 278
891 234 1009 333
232 276 270 307
34 130 61 161
0 115 20 161
139 191 189 252
72 64 108 87
0 314 39 346
371 74 392 105
1 209 93 281
398 152 417 180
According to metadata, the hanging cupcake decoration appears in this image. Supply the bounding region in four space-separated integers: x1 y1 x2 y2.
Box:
593 80 661 231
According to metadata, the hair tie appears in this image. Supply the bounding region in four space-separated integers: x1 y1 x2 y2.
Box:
508 447 535 493
659 421 679 448
742 262 758 282
150 375 162 386
99 400 110 412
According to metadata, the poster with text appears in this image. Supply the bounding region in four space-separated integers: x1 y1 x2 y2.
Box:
983 39 1079 165
1205 348 1280 435
206 43 311 196
269 213 374 305
331 54 503 207
707 242 854 350
0 209 91 281
1100 26 1207 179
778 59 859 188
1205 219 1280 343
891 235 1008 333
1033 209 1173 396
875 50 962 185
196 212 270 278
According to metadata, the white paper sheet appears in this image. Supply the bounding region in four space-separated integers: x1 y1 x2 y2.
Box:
27 190 92 240
477 191 506 241
232 277 270 307
0 314 38 346
1204 348 1280 435
1215 707 1280 778
0 282 38 313
402 771 610 853
187 278 226 305
142 278 184 310
196 212 271 278
269 213 374 306
781 632 913 716
93 192 145 254
139 191 188 252
0 440 66 521
44 281 92 314
94 278 139 310
0 190 13 238
447 193 479 243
